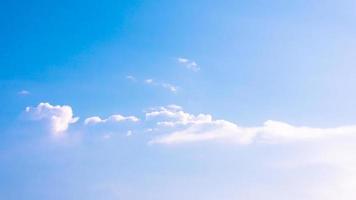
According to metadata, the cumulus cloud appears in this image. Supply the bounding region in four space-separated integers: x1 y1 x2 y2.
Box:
84 114 139 125
146 105 211 126
146 105 356 145
177 57 200 71
25 102 79 135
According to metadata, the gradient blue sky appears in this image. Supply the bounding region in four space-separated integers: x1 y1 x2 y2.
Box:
1 0 356 199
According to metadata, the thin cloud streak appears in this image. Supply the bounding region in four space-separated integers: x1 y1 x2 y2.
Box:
177 57 200 72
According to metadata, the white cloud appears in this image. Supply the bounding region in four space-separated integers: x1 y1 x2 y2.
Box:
177 57 200 71
146 105 211 126
126 130 133 136
22 103 356 146
126 75 137 82
25 102 79 135
145 79 154 84
84 114 139 125
84 116 103 125
18 90 30 96
127 76 179 93
17 103 356 199
146 105 356 145
161 83 178 93
102 134 112 140
144 79 178 93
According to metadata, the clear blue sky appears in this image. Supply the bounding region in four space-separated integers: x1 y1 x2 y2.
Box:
1 0 356 199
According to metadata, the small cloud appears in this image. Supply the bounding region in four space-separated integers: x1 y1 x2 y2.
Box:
128 76 179 93
145 79 154 84
103 134 112 140
144 79 178 93
145 128 154 132
84 116 103 125
177 57 189 63
177 57 200 72
162 83 178 93
84 114 139 125
126 75 137 82
18 90 30 96
126 130 132 136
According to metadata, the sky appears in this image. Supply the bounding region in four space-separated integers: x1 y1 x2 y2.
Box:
1 0 356 199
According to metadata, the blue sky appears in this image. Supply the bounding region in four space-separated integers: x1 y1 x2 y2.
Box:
1 0 356 199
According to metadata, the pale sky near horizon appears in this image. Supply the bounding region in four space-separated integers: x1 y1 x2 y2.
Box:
1 0 356 199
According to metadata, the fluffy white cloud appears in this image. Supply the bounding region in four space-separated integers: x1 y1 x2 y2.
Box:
146 105 356 145
84 114 139 125
25 102 79 135
177 57 200 71
146 105 211 126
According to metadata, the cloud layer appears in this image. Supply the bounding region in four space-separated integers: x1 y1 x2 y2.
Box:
17 103 356 200
146 105 356 145
23 103 356 145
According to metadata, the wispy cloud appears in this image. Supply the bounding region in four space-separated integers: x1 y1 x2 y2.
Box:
126 130 133 136
144 79 178 93
125 75 179 93
161 83 178 93
145 79 154 84
126 75 137 82
18 90 30 96
177 57 200 72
